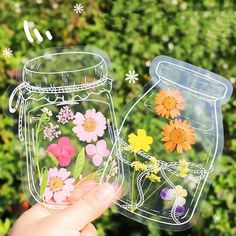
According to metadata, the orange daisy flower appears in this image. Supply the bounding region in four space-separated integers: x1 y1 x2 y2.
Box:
155 89 185 119
161 119 196 153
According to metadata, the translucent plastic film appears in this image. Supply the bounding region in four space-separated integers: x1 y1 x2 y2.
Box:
7 51 233 230
105 56 233 231
8 47 122 209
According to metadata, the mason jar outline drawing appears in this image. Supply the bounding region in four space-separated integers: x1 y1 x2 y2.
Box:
9 48 124 209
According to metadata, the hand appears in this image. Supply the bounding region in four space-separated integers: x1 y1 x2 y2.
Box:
10 181 119 236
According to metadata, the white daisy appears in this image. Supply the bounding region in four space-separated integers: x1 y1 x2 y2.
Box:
125 70 139 84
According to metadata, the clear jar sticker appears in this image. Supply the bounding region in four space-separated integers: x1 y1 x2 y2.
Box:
7 47 121 209
105 56 233 231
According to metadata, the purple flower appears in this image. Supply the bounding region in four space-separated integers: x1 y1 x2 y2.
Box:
43 122 61 141
57 106 74 124
175 205 185 215
160 188 176 200
160 188 170 200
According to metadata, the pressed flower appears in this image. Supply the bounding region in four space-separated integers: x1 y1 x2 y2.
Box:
175 205 185 215
41 107 53 117
179 169 189 178
146 156 160 173
86 139 110 166
146 173 161 182
160 188 176 200
57 106 74 124
155 89 185 119
106 160 118 181
160 185 187 206
110 160 118 177
72 108 107 142
177 158 189 178
131 161 148 171
43 167 75 203
151 165 161 174
161 119 196 153
175 185 187 198
43 122 61 141
149 156 158 165
184 174 198 189
179 158 189 166
47 136 77 167
128 129 153 152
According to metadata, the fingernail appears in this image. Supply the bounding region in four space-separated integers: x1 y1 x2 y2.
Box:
93 183 115 202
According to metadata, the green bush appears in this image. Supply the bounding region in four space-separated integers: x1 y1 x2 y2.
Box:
0 0 235 235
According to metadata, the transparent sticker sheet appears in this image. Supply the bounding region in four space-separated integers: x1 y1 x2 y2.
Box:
8 47 122 209
104 56 233 231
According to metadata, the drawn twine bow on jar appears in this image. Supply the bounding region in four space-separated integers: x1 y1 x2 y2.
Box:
9 75 112 142
117 138 214 224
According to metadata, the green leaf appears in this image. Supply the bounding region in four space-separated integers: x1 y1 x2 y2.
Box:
0 218 11 236
47 152 59 166
40 168 48 197
73 148 85 179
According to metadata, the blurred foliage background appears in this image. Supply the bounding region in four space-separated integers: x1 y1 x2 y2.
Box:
0 0 236 235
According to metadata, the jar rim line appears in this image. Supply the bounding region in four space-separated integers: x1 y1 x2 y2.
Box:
23 51 107 75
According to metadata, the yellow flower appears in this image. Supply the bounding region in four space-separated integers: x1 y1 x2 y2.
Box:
179 158 189 167
131 161 148 171
179 169 189 178
152 165 161 174
128 129 153 152
149 156 158 165
146 156 161 174
146 173 161 182
175 185 187 198
177 158 189 178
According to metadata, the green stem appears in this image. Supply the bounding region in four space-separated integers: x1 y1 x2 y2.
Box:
75 168 104 186
131 170 136 211
143 175 174 204
131 152 138 211
143 181 152 198
133 177 152 208
35 117 43 178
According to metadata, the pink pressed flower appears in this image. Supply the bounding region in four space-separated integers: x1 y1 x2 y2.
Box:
86 139 110 166
72 108 107 142
43 167 75 203
43 122 61 141
47 137 77 167
57 106 74 124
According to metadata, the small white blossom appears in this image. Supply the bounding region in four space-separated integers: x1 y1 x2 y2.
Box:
213 214 221 223
41 107 53 117
110 160 118 177
168 42 174 50
172 0 178 6
184 174 198 189
2 48 13 58
74 3 84 14
14 3 21 13
180 2 187 10
125 70 139 84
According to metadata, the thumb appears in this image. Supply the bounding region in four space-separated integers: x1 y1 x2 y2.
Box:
52 183 117 231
